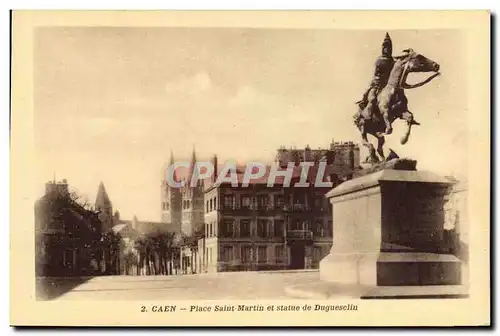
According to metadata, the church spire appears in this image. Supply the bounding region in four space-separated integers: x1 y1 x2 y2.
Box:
188 146 198 185
191 145 197 165
169 149 175 165
95 181 112 209
95 181 114 232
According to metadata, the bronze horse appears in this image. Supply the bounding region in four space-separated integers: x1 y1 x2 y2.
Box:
355 49 441 163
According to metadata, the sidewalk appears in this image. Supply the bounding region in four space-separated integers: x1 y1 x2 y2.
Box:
285 280 469 300
36 276 94 300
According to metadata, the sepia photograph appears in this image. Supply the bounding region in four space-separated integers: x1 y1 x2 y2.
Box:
10 10 490 326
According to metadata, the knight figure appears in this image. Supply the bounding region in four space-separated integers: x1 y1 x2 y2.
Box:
354 32 395 134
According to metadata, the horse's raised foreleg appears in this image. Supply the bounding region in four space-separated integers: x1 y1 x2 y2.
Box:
382 111 392 135
361 131 379 164
400 110 419 145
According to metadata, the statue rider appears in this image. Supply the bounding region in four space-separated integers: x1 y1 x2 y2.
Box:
354 32 395 135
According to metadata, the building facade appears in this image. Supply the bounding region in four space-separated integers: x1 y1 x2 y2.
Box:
35 179 103 277
201 171 336 273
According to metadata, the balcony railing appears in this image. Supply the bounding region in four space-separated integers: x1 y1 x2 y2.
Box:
283 204 312 212
221 204 282 211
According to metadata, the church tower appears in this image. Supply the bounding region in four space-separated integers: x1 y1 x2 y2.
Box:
161 151 182 233
181 147 205 236
95 181 114 232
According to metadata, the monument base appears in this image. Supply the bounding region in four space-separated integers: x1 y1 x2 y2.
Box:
319 162 463 296
320 251 461 287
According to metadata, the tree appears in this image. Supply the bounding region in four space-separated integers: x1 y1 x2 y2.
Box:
101 231 121 275
68 188 94 211
134 234 148 275
148 231 173 275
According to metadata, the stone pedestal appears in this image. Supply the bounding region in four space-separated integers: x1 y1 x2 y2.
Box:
320 166 462 291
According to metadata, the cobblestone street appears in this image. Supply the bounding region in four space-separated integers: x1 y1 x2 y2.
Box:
37 270 319 301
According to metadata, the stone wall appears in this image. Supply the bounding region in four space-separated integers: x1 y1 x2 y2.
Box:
444 181 469 285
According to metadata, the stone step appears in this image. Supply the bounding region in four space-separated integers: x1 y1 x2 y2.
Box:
377 252 462 286
285 281 469 300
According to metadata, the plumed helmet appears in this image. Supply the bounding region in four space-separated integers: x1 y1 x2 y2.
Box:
382 32 392 54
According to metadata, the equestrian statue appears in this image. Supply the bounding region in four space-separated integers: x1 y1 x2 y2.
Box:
353 33 441 164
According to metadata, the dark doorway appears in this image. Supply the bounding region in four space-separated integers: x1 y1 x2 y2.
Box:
289 244 305 269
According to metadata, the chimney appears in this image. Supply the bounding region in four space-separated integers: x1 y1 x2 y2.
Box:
304 144 312 162
57 179 69 196
45 179 69 196
132 215 138 231
45 181 57 195
212 154 218 182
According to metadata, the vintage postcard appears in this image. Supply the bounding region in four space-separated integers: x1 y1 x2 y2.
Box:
10 10 490 327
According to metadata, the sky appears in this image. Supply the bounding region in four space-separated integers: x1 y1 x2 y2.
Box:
34 27 468 221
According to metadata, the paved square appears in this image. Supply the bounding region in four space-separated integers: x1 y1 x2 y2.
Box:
37 270 319 300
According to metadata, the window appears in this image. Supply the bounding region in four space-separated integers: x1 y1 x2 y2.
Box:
240 219 251 237
206 201 209 213
210 199 213 212
213 197 217 211
257 195 269 209
224 195 235 209
303 220 311 231
313 197 323 210
221 219 234 237
315 220 325 237
275 245 285 263
274 195 284 209
241 246 252 263
292 194 306 211
274 220 284 237
257 219 268 238
220 246 233 262
241 195 252 209
40 244 47 257
257 246 267 262
313 246 322 263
